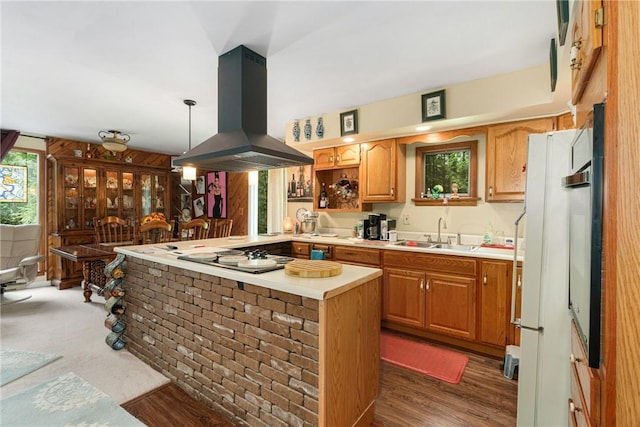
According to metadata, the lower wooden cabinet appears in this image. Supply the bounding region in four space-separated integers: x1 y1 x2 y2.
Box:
426 272 476 340
383 268 425 328
382 252 477 341
478 260 510 346
291 242 310 259
570 320 600 426
382 250 513 355
508 263 523 346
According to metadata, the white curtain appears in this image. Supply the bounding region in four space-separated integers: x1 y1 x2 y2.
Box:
267 168 287 233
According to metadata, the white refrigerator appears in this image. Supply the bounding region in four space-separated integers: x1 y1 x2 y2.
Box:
514 129 577 426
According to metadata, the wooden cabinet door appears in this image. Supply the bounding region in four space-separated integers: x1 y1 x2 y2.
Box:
335 144 360 167
508 264 523 346
425 272 476 340
479 260 510 346
383 268 425 328
313 148 337 170
361 139 405 203
571 0 603 104
486 118 554 202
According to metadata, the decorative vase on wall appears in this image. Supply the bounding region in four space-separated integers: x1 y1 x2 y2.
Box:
304 119 312 140
292 121 300 142
316 117 324 138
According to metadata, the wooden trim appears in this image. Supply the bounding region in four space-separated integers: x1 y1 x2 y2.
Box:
319 277 380 426
414 140 478 203
397 126 487 144
412 197 481 206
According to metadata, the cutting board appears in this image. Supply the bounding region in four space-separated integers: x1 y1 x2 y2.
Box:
284 260 343 278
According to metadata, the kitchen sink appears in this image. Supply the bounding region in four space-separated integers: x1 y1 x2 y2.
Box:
395 241 433 248
429 243 479 252
395 241 479 251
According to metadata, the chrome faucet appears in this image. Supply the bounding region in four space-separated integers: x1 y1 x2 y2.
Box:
437 217 447 243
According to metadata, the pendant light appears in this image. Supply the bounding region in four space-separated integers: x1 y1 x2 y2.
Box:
182 99 197 181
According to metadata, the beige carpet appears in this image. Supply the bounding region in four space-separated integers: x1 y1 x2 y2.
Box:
0 285 169 403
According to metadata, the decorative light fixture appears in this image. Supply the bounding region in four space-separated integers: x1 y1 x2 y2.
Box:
182 99 197 181
99 130 130 153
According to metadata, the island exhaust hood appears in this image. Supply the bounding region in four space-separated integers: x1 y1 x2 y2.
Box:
173 45 313 172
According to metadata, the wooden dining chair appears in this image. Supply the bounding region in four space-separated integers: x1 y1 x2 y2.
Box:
210 219 233 238
139 219 173 244
178 219 210 241
94 216 133 244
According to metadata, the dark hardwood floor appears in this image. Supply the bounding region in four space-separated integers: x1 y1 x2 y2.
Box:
122 383 234 427
123 332 517 427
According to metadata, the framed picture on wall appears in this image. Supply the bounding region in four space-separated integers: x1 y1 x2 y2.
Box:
207 171 227 218
421 89 446 122
195 176 206 194
0 165 27 202
193 196 205 218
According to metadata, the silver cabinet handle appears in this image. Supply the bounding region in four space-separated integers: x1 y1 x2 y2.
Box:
420 279 424 290
483 272 488 285
426 279 430 291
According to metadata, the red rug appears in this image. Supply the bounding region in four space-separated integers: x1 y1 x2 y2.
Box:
380 333 469 384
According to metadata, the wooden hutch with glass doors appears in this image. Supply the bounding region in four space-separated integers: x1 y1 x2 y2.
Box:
46 137 172 289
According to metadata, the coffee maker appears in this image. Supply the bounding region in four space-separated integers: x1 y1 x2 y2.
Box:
367 213 386 240
380 219 397 241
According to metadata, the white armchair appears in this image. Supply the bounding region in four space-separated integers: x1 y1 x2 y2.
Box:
0 224 44 304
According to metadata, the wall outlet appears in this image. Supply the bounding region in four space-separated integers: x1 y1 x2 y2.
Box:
402 214 410 225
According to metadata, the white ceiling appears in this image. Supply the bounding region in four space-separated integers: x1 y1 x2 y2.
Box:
1 1 563 155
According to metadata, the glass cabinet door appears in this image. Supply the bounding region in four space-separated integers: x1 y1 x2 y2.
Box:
121 172 135 225
154 175 167 217
82 168 98 230
63 166 80 230
105 170 120 218
140 173 152 218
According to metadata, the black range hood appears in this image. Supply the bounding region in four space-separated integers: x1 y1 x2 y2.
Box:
173 45 313 172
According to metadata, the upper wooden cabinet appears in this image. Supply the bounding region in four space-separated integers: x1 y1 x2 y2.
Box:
571 0 604 104
313 144 372 212
360 139 406 203
485 117 555 202
313 144 360 170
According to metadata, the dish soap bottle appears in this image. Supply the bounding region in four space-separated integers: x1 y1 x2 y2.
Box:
483 224 494 245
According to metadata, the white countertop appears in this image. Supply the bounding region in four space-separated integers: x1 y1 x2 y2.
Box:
289 234 523 262
115 233 521 300
115 236 382 301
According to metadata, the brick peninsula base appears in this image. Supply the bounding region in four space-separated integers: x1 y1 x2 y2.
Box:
122 256 381 427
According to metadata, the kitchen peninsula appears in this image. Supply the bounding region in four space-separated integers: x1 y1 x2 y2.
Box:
116 236 381 427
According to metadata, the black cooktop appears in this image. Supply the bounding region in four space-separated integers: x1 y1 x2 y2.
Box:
177 250 295 274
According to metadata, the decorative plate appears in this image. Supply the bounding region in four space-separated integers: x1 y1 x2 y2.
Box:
296 207 309 223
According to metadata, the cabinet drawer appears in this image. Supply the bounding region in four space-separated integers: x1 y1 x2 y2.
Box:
334 245 380 266
570 368 591 427
570 321 600 424
64 235 95 245
292 242 310 258
383 251 476 276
